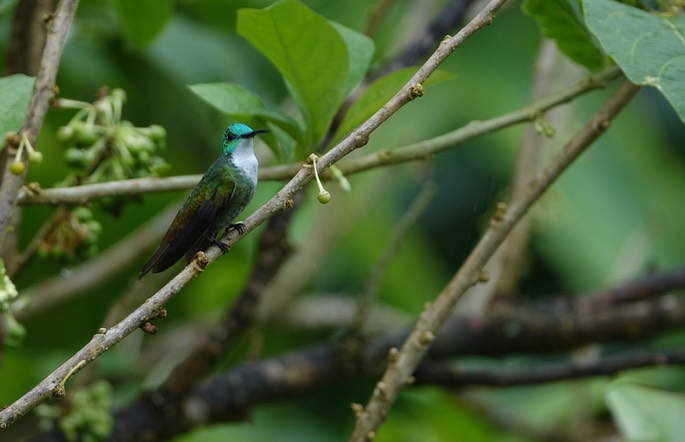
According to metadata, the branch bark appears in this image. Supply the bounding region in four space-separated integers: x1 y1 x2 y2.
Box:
350 78 641 440
16 66 620 207
0 0 502 428
415 347 685 387
0 0 79 252
26 264 685 441
57 279 685 441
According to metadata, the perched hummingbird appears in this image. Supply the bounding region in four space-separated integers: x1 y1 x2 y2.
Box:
139 123 266 278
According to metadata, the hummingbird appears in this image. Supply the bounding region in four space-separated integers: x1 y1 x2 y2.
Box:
139 123 266 278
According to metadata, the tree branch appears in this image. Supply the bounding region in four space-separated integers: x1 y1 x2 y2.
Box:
158 208 293 400
15 66 621 207
28 263 685 440
92 293 685 439
104 344 685 440
415 347 685 387
0 0 79 252
0 0 499 427
350 77 641 440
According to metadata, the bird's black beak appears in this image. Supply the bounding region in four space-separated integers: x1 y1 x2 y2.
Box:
246 129 268 138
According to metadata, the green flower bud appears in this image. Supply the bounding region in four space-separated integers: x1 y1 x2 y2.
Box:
72 121 101 145
65 147 88 168
71 206 92 222
147 124 166 141
57 126 74 142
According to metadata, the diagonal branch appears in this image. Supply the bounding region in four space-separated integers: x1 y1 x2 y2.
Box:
29 264 685 441
0 0 504 428
105 291 685 440
15 66 621 207
159 208 293 400
350 79 641 440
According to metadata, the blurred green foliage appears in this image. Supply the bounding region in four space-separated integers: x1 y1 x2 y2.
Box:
0 0 684 440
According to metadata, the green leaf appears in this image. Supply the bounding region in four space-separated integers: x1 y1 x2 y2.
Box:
523 0 605 71
188 82 303 160
115 0 174 50
0 74 35 151
237 0 349 150
584 0 685 124
607 379 685 441
189 82 264 114
330 21 375 94
333 67 456 142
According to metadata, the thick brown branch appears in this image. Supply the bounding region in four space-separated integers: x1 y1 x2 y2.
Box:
415 347 685 387
34 277 685 441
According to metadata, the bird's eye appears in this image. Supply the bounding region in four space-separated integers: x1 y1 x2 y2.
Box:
224 131 237 142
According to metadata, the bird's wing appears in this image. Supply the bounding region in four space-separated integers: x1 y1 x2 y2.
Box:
181 176 238 263
139 165 236 277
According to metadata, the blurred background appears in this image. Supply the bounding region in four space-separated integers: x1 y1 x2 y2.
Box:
1 0 684 440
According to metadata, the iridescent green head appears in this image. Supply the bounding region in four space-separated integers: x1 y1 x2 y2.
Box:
222 123 267 155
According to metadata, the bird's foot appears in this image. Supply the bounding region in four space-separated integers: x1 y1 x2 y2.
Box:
212 239 230 253
228 222 246 235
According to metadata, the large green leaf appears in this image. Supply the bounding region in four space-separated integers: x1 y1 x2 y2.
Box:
237 0 349 150
115 0 174 50
585 0 685 123
330 21 375 94
0 74 35 150
188 82 303 160
607 380 685 441
523 0 605 71
333 67 456 142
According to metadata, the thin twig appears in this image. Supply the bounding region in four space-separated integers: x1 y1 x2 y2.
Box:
321 0 476 149
17 174 200 205
337 66 620 176
11 207 65 277
350 80 641 441
16 66 620 207
364 0 396 38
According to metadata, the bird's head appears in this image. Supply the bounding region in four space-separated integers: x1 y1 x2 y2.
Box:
222 123 268 155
